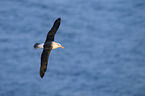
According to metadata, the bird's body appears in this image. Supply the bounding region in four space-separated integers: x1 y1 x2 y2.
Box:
34 18 64 78
34 42 64 49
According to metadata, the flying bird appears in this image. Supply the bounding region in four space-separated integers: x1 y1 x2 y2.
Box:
34 18 64 78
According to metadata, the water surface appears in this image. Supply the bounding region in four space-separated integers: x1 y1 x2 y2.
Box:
0 0 145 96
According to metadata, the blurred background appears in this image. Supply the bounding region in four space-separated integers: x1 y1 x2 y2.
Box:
0 0 145 96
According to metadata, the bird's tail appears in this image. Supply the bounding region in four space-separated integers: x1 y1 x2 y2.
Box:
33 43 44 49
34 43 41 49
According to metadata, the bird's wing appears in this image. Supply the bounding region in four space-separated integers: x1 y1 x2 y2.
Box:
40 46 52 78
45 18 61 42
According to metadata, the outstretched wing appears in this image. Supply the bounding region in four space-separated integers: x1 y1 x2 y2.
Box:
45 18 61 42
40 46 52 78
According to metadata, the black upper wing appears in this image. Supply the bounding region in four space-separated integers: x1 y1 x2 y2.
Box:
45 18 61 42
40 44 52 78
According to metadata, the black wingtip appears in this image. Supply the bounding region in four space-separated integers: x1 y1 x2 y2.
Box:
53 18 61 26
57 18 61 22
40 72 44 78
40 75 44 78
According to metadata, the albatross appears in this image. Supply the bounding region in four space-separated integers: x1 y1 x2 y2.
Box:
34 18 64 78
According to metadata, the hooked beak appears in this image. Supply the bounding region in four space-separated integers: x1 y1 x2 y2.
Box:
60 45 64 49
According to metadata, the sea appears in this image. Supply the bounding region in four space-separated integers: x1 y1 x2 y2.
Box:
0 0 145 96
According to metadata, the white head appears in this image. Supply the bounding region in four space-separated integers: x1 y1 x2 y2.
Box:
52 42 64 49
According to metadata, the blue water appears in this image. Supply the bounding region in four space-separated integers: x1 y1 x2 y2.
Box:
1 0 145 96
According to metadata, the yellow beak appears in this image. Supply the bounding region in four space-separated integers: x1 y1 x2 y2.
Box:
60 46 64 49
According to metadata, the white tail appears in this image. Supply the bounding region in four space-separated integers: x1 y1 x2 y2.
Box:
34 43 44 49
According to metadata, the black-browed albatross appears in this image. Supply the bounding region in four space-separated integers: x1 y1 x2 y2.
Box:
34 18 64 78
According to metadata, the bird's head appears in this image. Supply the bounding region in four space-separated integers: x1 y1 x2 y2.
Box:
57 43 64 49
52 42 64 49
